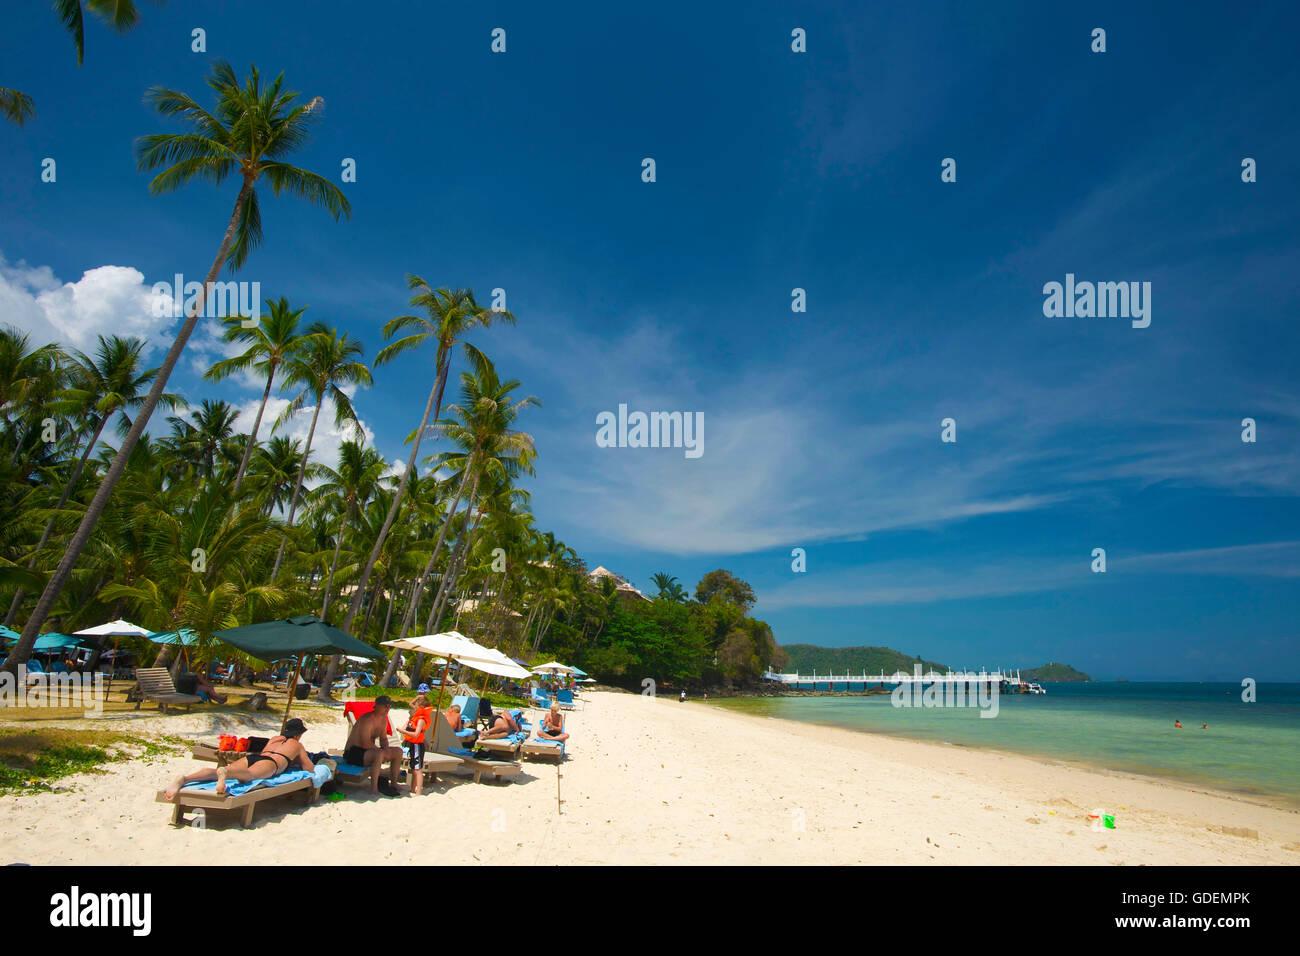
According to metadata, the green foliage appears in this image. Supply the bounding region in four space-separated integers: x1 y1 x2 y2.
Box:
1022 662 1091 682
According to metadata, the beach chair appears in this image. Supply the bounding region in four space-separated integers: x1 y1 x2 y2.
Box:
520 734 566 761
156 770 323 828
430 715 521 784
555 688 580 711
133 667 203 714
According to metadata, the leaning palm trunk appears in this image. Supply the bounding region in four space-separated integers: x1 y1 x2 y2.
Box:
4 412 110 626
2 180 253 675
321 362 451 699
270 397 322 579
425 502 484 635
318 506 350 619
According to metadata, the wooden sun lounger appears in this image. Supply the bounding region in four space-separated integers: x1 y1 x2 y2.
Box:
432 719 521 784
520 737 567 761
155 776 318 828
325 748 463 788
134 667 202 714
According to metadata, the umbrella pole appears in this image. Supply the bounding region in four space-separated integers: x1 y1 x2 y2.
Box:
433 657 452 715
105 636 119 701
281 654 303 734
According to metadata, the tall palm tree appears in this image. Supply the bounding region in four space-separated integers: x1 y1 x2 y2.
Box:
651 572 688 603
326 282 512 695
0 89 34 127
205 297 310 496
270 323 371 579
3 61 349 675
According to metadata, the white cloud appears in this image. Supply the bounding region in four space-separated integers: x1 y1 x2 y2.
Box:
0 253 177 355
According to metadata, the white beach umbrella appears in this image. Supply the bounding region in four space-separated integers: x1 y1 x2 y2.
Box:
74 619 153 698
532 661 576 675
381 631 497 711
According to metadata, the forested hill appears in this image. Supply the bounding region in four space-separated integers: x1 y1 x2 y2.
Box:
1022 662 1091 681
779 644 949 675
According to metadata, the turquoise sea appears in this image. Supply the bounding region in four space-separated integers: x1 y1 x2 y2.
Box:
710 682 1300 806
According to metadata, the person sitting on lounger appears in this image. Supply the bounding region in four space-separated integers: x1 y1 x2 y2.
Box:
444 704 464 732
164 718 314 800
479 709 522 740
344 695 403 796
194 673 228 705
538 703 569 743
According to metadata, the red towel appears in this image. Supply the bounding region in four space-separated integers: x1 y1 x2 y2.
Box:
343 700 392 735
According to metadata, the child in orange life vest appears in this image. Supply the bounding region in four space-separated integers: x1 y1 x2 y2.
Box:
402 694 434 795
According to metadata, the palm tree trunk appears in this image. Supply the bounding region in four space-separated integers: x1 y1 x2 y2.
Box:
378 461 473 683
270 396 322 579
323 359 451 699
4 412 110 626
2 178 253 676
318 506 350 620
231 363 275 497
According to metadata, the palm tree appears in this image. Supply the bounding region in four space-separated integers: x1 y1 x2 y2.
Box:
327 282 512 694
3 61 349 675
313 440 386 620
0 89 34 127
651 572 688 603
205 297 310 496
270 323 371 579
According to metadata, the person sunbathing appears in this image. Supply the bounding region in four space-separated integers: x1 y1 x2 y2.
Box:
164 718 313 800
479 709 522 740
344 696 404 795
537 703 569 743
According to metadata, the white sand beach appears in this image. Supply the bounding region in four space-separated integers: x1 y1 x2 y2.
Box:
2 690 1297 865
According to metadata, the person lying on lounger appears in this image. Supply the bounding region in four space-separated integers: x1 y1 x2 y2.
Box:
537 703 569 743
343 695 403 796
164 718 314 800
479 709 522 740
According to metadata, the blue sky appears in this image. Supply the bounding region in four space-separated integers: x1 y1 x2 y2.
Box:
2 1 1297 680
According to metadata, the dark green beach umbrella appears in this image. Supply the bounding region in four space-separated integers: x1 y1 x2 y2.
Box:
216 615 380 729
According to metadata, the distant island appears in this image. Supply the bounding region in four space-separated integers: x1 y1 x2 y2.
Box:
779 644 949 675
778 646 1091 683
1021 662 1091 682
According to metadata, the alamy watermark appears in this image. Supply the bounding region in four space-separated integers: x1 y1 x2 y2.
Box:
1042 273 1151 328
150 274 262 326
596 404 703 459
0 667 104 717
890 665 1000 718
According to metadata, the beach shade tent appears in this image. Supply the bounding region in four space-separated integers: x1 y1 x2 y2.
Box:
74 619 153 698
381 631 497 714
216 615 382 730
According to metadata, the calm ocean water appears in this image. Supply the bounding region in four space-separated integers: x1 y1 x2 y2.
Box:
710 682 1300 805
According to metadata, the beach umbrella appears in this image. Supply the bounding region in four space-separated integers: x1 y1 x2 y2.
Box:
148 628 199 645
381 631 496 714
532 661 576 675
0 625 19 642
74 619 153 699
33 632 84 652
457 648 532 695
570 666 588 678
216 615 381 730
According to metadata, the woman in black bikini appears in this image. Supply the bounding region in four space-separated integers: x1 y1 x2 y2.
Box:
164 718 315 800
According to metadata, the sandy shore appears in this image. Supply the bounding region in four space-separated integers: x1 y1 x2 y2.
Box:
2 689 1297 865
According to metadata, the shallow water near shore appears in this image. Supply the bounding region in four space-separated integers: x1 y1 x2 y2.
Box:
710 682 1300 807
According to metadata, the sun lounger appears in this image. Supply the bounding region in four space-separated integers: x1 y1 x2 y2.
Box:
555 689 579 711
155 768 326 828
476 730 527 757
520 736 566 760
431 717 521 784
134 667 203 714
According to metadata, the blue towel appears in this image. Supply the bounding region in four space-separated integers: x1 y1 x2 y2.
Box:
335 762 367 777
181 763 333 796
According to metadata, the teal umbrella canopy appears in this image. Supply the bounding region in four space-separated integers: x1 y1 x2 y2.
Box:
32 633 84 652
0 625 20 642
216 615 380 662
